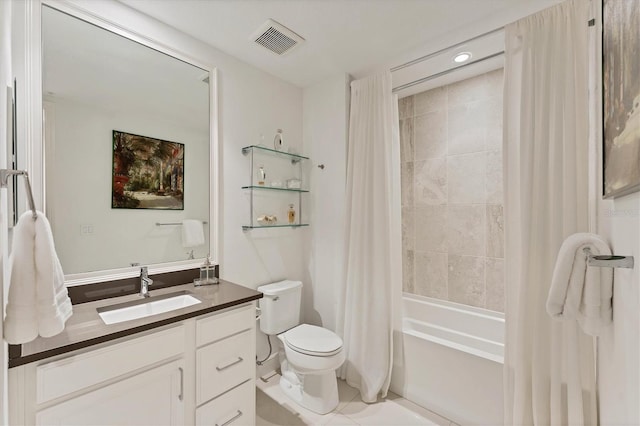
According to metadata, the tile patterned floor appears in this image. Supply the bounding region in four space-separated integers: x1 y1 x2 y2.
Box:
256 372 458 426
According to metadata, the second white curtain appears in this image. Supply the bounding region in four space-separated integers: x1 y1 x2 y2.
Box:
337 71 402 403
503 1 596 425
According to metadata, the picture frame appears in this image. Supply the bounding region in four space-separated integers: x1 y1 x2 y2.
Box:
112 130 185 210
602 0 640 198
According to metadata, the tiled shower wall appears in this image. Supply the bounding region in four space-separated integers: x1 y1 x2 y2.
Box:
399 69 504 312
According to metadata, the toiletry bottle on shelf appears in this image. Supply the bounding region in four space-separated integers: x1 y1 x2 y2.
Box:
257 165 266 186
288 204 296 224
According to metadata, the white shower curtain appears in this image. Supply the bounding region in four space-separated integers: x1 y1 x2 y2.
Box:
503 1 597 425
336 71 402 403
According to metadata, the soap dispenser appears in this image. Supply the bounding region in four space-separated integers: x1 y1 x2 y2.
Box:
194 254 218 286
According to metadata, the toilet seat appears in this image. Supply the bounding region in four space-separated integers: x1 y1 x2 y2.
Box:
283 324 343 357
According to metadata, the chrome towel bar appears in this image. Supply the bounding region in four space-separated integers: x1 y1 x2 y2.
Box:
156 221 208 226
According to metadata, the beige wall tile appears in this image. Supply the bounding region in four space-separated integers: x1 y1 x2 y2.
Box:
485 97 503 151
414 110 447 160
447 204 485 256
485 68 504 92
414 251 448 299
400 118 414 163
485 258 504 312
399 96 414 120
400 68 504 308
448 255 485 308
402 206 415 251
415 205 447 252
401 162 414 207
447 73 493 106
414 86 446 116
486 204 504 258
447 101 487 155
403 249 415 293
447 152 486 204
414 158 447 206
486 150 503 204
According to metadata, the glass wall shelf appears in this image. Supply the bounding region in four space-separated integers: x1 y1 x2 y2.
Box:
242 145 309 163
242 144 310 231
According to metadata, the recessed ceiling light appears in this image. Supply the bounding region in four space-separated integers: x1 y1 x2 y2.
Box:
453 52 472 63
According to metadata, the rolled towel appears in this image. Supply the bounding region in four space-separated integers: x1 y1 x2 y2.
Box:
182 219 205 248
546 232 613 336
4 211 73 344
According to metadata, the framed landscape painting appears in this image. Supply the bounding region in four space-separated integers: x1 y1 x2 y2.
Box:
112 130 185 209
602 0 640 198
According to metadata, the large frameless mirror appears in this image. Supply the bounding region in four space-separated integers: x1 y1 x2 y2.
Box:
42 5 212 277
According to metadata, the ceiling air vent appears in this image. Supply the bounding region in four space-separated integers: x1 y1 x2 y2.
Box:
251 19 305 56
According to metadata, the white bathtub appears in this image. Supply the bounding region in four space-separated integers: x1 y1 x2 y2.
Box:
390 295 505 425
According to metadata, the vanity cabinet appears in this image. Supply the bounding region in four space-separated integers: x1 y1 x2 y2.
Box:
9 302 256 426
35 360 184 425
195 381 254 426
195 305 256 425
241 145 310 230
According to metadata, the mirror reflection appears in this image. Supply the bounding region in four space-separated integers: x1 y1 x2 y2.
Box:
42 6 210 275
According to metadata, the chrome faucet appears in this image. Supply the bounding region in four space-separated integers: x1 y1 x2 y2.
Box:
140 267 153 298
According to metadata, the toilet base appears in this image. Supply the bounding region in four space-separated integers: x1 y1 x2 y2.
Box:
279 362 339 415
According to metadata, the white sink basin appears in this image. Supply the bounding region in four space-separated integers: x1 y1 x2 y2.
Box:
97 291 202 325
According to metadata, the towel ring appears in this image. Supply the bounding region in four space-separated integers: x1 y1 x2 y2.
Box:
583 247 634 269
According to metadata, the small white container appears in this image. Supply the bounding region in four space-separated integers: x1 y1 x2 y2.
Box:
286 179 301 189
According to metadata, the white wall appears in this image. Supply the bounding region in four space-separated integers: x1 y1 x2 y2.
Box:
45 98 209 274
18 0 305 286
0 1 12 422
597 194 640 424
12 0 305 361
592 2 639 420
302 73 350 331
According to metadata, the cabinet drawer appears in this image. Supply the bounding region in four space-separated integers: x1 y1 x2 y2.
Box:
196 330 253 404
196 380 255 426
36 325 185 404
196 303 253 347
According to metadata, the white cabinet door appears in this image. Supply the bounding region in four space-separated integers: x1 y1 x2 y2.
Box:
36 360 184 426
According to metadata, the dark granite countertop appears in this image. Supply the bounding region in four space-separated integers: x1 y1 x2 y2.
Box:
9 280 262 368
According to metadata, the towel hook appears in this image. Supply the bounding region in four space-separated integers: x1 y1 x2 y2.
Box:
583 247 634 269
0 169 37 220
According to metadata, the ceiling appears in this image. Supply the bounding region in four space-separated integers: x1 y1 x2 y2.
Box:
119 0 559 88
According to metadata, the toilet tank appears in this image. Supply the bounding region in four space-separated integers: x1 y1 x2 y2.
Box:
257 280 302 335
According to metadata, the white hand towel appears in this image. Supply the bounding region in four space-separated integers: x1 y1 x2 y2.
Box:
546 232 613 336
35 211 73 337
181 219 205 248
4 211 39 343
4 211 73 344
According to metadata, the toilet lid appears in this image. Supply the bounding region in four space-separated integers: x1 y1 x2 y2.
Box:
284 324 343 356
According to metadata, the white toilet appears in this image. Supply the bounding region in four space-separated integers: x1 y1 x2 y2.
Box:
257 280 345 414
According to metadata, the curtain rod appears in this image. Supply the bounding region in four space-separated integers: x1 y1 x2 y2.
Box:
392 51 505 93
391 17 594 74
390 26 505 72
